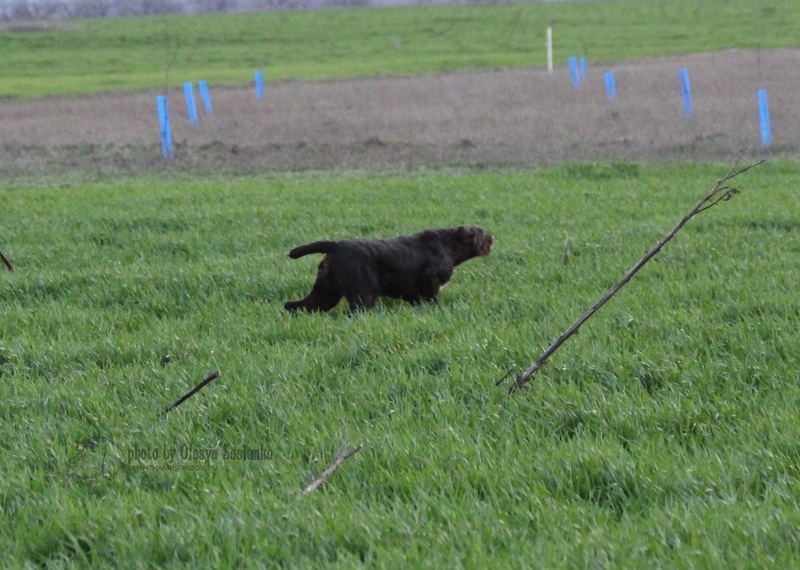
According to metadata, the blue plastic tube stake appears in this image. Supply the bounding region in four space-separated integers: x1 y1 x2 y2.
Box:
604 71 616 100
568 56 580 89
255 71 264 100
579 56 587 79
679 68 692 117
183 82 199 125
156 95 173 158
759 89 772 146
199 81 213 114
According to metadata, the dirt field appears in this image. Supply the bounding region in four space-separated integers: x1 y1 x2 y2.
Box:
2 48 799 176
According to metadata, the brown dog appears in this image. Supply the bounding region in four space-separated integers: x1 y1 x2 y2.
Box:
284 226 494 313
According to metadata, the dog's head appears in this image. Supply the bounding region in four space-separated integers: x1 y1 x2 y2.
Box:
451 225 494 262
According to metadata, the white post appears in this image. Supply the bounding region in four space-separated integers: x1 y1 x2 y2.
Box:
546 26 553 73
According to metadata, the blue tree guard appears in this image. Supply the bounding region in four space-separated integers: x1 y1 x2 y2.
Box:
679 68 693 117
604 71 616 100
568 56 580 89
183 82 199 125
759 89 772 146
255 71 264 100
156 95 174 159
198 81 213 114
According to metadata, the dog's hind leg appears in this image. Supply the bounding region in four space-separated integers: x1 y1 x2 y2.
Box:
284 283 342 313
284 295 341 312
284 257 343 313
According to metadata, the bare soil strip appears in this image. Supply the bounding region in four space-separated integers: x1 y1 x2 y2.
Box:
1 49 798 176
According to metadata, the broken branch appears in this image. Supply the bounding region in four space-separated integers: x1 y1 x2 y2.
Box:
503 153 765 394
164 370 220 414
303 444 363 494
0 248 12 271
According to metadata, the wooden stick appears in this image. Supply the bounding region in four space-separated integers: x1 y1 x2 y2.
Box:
303 444 363 494
0 248 12 271
504 154 766 394
164 370 220 414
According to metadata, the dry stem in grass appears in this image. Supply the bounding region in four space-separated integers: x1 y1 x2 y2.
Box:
499 153 766 394
163 370 220 414
303 444 363 495
0 248 12 271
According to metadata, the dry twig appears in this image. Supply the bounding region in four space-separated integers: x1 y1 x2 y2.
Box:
164 370 220 414
0 248 12 271
162 21 180 95
303 444 363 495
501 154 765 394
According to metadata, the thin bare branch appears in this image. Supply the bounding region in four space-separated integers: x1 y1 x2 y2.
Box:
162 20 181 94
502 153 765 394
0 248 12 271
303 444 363 494
495 368 515 387
164 370 220 414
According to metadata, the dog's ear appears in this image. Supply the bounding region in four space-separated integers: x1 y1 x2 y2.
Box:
456 225 481 245
456 225 473 242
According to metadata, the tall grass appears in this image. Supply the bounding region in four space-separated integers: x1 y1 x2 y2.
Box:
2 162 800 566
1 0 798 97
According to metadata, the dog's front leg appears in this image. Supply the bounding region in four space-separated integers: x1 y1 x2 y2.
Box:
410 269 450 305
401 293 437 305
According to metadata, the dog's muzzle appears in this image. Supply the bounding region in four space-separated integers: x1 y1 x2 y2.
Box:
481 235 495 256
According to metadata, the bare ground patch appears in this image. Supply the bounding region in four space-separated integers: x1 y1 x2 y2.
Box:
1 48 799 176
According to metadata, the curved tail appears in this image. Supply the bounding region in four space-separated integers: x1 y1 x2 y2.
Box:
288 240 339 259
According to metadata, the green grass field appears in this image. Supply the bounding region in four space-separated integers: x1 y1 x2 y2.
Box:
1 0 798 97
2 161 800 566
4 0 800 566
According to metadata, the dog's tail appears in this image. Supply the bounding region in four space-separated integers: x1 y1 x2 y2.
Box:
288 241 339 259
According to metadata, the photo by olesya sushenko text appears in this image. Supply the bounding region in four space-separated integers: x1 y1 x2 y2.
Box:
127 443 271 471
